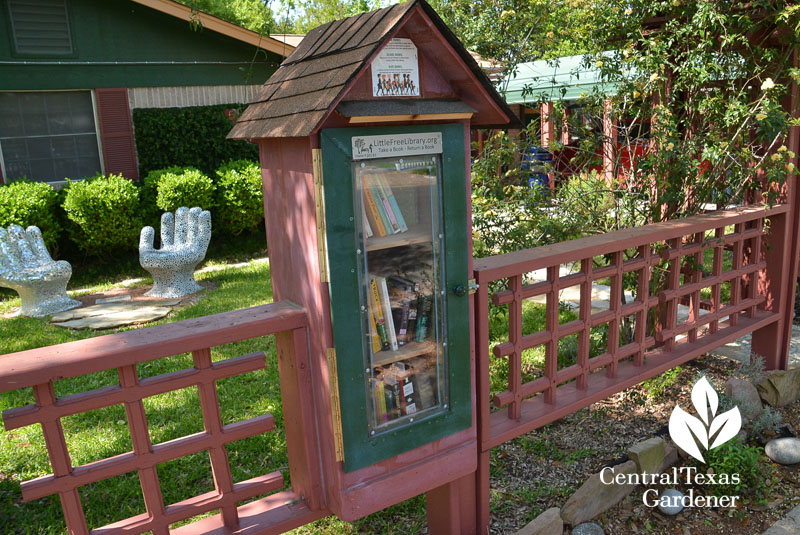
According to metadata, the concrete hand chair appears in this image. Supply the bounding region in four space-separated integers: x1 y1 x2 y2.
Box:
139 206 211 298
0 225 80 317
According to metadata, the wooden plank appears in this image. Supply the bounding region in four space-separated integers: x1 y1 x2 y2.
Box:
169 490 327 535
0 302 306 393
474 204 788 280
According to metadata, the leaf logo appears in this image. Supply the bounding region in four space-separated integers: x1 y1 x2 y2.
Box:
668 376 741 463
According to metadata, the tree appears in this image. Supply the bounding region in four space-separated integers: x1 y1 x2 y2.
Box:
428 0 594 68
176 0 275 34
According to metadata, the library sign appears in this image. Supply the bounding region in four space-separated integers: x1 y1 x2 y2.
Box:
352 132 442 160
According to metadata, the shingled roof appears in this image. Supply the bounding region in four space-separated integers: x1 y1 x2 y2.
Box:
229 0 519 139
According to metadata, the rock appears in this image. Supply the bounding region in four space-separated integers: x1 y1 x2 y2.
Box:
516 507 562 535
571 522 604 535
757 369 800 407
561 460 638 526
627 437 665 474
725 378 763 421
660 443 679 472
657 489 685 516
765 438 800 465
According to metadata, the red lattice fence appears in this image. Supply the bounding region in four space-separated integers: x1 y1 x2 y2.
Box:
473 204 789 531
0 302 325 535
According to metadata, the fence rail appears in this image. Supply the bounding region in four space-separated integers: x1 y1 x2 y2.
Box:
0 302 324 535
473 203 788 529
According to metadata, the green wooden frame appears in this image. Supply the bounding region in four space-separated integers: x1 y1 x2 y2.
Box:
322 123 471 472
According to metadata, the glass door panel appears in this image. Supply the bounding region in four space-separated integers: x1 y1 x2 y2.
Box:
353 156 448 434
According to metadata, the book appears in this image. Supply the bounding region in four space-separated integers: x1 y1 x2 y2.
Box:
377 276 399 350
373 173 408 232
364 174 397 235
370 278 390 351
372 377 388 424
414 294 432 342
386 276 415 346
362 202 373 238
362 177 387 237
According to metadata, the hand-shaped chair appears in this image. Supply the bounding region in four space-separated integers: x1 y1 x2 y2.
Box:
0 225 80 317
139 207 211 298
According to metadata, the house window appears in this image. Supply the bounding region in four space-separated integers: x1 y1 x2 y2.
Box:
8 0 73 56
0 91 103 183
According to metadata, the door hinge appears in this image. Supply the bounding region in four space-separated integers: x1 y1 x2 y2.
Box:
327 347 344 462
313 149 329 283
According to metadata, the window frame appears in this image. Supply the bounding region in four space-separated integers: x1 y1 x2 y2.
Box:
0 89 105 185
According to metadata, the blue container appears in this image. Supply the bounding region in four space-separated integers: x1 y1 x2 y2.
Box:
521 146 553 188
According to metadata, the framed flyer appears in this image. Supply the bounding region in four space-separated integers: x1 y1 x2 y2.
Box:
371 38 420 97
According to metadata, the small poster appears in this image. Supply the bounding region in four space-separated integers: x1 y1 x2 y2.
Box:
352 132 442 160
371 38 420 97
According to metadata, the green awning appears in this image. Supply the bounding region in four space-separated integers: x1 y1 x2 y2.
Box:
502 53 619 105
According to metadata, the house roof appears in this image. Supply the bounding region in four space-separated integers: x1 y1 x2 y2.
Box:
229 0 520 139
129 0 294 57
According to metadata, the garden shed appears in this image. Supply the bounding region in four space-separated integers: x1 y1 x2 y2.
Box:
0 0 293 185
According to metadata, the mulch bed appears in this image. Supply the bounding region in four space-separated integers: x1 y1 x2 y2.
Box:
489 354 800 534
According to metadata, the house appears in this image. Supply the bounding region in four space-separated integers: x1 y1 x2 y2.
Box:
0 0 294 185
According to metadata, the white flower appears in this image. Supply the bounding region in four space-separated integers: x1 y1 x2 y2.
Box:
649 72 659 82
665 142 675 151
761 78 775 90
625 7 632 14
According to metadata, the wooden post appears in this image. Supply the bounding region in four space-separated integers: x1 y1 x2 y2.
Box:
426 473 477 535
752 211 789 369
602 98 615 182
541 102 555 148
754 48 800 370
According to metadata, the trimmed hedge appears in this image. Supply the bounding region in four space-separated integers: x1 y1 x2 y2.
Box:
215 160 264 235
0 181 62 249
132 104 258 176
140 166 194 228
156 168 216 213
62 174 141 255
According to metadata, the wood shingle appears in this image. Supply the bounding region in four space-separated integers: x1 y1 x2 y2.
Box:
229 0 519 139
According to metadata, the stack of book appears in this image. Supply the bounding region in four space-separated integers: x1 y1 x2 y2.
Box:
368 275 433 353
371 358 438 424
361 172 409 238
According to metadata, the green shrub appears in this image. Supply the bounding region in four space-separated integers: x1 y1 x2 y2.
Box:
132 104 258 176
62 174 141 255
155 169 215 213
0 181 61 249
215 160 264 235
140 166 194 227
703 438 776 502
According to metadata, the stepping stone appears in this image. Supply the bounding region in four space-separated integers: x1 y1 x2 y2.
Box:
51 300 180 322
52 305 172 330
95 295 132 304
50 299 180 330
765 438 800 465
